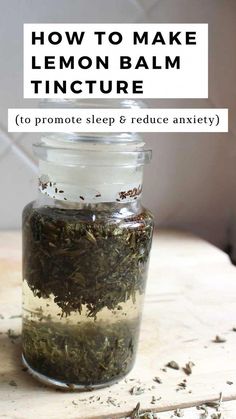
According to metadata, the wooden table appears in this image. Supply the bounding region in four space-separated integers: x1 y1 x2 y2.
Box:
0 231 236 418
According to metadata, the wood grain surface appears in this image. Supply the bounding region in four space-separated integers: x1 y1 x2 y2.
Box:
0 230 236 418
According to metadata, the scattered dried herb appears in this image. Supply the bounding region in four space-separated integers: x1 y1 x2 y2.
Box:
130 403 141 418
176 380 187 391
153 377 162 384
212 336 226 343
130 403 159 419
205 392 223 409
226 380 233 385
0 314 4 320
232 327 236 332
22 317 139 386
23 204 153 318
9 380 17 387
196 404 211 418
107 397 118 407
205 401 220 408
174 409 184 417
166 361 180 370
183 361 195 376
130 386 145 396
150 396 160 405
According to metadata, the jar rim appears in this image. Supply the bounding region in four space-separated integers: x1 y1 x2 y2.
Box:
40 98 146 110
39 132 143 144
34 143 152 167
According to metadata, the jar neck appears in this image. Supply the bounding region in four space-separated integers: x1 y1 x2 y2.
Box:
35 135 151 206
38 161 144 205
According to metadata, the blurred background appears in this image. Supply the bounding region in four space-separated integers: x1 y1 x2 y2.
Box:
0 0 235 262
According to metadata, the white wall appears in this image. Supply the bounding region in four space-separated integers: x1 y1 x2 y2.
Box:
0 0 236 257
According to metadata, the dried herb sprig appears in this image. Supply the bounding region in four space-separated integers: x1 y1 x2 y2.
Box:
153 377 162 384
174 409 184 417
9 380 17 387
183 361 195 376
130 403 159 419
130 386 145 395
212 336 226 343
166 361 180 370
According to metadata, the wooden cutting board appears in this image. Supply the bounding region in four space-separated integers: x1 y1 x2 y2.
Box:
0 230 236 418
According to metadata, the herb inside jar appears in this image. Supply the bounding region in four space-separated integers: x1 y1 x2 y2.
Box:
23 204 153 318
22 317 139 385
22 203 153 386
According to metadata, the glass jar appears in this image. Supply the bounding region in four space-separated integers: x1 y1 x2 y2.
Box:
22 104 154 390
